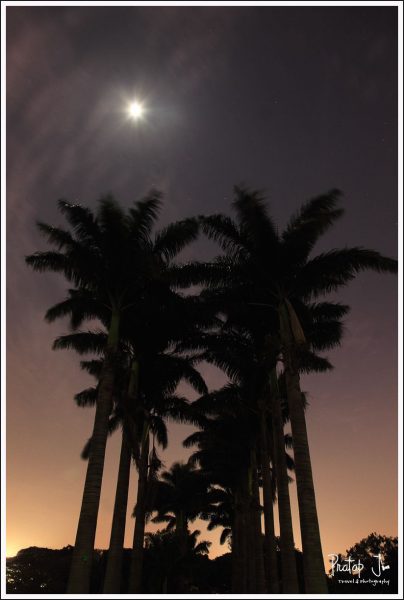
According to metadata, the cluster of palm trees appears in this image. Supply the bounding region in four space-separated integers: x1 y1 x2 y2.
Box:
26 187 396 594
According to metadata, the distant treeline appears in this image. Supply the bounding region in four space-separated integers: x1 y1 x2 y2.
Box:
6 540 231 594
6 532 398 594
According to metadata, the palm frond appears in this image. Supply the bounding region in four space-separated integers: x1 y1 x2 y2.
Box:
74 386 97 407
52 331 107 354
80 359 103 377
295 247 398 298
36 222 75 250
25 251 69 275
154 218 199 260
282 189 344 263
150 416 168 450
45 290 107 329
80 438 92 460
297 349 333 373
219 528 232 545
159 396 206 427
307 319 345 351
57 199 100 243
98 195 126 234
233 186 279 253
129 190 162 242
306 301 350 322
199 214 246 257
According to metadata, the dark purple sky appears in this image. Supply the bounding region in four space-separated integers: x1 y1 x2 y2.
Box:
6 6 398 563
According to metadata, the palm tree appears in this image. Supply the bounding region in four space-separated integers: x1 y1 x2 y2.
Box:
196 329 273 593
74 355 140 595
146 462 210 593
71 354 135 594
144 529 211 593
103 359 138 593
197 187 397 592
125 295 213 594
53 323 208 593
269 300 347 592
180 267 349 593
188 327 296 593
127 353 207 593
26 192 200 592
150 462 210 542
54 348 136 593
201 486 233 548
258 395 281 593
184 322 295 596
184 410 258 593
267 370 297 592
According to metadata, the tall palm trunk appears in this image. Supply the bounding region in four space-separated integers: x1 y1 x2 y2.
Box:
103 359 139 593
231 492 244 593
233 477 249 593
259 408 280 593
102 432 131 592
175 510 188 552
128 428 150 593
251 448 267 593
239 502 249 593
279 303 327 593
175 510 189 593
67 311 120 593
246 506 257 592
244 453 266 593
270 370 299 592
232 489 249 593
242 463 255 592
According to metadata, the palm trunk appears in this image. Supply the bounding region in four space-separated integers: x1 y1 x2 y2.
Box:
128 429 150 593
102 432 131 592
103 359 138 593
176 510 190 592
251 449 267 594
175 510 188 550
239 500 249 593
67 311 119 593
244 454 266 594
270 371 299 593
246 508 257 593
231 492 244 593
259 410 280 593
234 476 249 593
279 303 327 593
243 464 256 592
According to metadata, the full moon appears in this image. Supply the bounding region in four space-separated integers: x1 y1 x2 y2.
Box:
128 100 144 120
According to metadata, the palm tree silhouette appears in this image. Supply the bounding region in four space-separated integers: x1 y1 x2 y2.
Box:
197 187 397 592
184 410 257 592
26 192 200 592
52 304 208 593
150 462 210 542
127 351 207 593
144 528 211 593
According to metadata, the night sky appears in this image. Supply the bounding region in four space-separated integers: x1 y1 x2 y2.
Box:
6 6 398 566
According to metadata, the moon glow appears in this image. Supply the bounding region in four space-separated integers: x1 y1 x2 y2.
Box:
128 100 144 120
